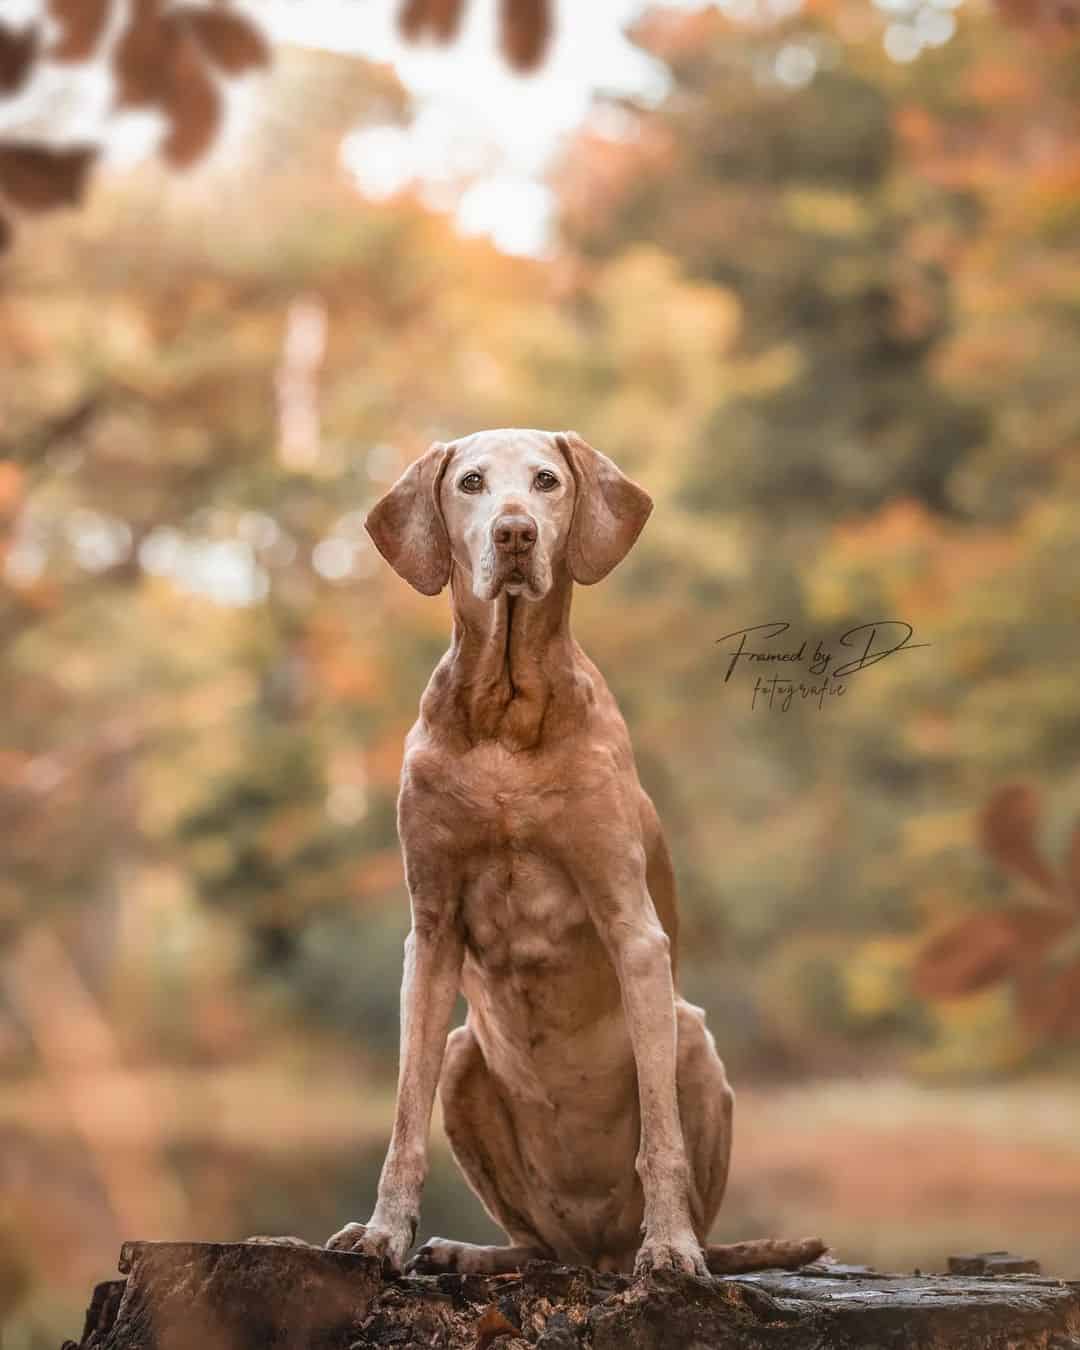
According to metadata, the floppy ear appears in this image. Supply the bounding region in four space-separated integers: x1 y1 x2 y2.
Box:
365 441 454 595
555 431 653 585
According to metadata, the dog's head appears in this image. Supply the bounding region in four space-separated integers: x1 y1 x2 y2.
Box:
365 428 653 601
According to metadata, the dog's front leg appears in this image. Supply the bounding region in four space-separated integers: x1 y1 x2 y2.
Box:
585 849 705 1278
327 866 463 1273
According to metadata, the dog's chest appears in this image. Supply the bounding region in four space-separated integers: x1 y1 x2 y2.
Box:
459 846 590 973
428 742 573 847
424 745 595 968
405 738 617 982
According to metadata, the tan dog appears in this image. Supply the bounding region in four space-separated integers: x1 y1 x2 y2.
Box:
327 429 824 1278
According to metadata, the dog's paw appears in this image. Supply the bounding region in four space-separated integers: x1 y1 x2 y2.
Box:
634 1234 708 1279
404 1236 463 1275
325 1221 413 1273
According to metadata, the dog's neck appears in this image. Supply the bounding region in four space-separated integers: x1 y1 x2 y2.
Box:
421 562 590 751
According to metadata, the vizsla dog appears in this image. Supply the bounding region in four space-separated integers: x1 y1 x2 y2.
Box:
327 429 824 1278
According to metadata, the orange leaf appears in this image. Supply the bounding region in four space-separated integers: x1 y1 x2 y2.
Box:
1015 957 1080 1040
0 21 39 92
913 912 1023 999
475 1303 518 1350
176 6 271 73
48 0 110 61
0 462 23 515
913 906 1071 1002
979 784 1060 897
353 851 404 901
0 145 97 212
1066 823 1080 910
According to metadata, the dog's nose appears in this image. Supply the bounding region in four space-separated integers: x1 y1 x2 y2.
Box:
492 514 537 554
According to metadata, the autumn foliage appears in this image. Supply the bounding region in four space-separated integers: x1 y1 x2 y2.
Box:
2 5 1080 1338
915 786 1080 1041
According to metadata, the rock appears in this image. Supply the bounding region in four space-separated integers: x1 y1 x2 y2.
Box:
62 1242 1080 1350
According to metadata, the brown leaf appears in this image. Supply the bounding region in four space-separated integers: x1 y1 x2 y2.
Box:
993 0 1080 26
1065 822 1080 909
475 1303 518 1350
0 22 40 93
175 6 271 74
160 24 223 167
114 3 227 165
113 0 169 107
0 145 98 212
1015 956 1080 1039
499 0 552 71
48 0 111 61
399 0 467 43
979 783 1060 897
912 908 1069 999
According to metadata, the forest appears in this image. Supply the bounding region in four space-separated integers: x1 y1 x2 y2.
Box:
1 1 1079 1343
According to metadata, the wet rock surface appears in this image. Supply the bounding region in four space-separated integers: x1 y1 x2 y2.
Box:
61 1241 1080 1350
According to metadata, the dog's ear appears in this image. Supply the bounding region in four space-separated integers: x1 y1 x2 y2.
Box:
365 441 454 595
555 431 653 585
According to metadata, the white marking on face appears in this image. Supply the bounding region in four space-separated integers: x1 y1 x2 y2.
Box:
440 429 575 602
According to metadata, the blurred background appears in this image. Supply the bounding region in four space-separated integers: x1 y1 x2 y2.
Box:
2 0 1080 1343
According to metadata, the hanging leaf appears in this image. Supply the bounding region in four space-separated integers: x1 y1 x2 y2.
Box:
48 0 111 61
398 0 425 39
398 0 466 43
0 145 98 212
912 907 1070 1000
1015 955 1080 1039
113 0 168 108
498 0 552 71
159 25 223 167
0 22 39 93
913 912 1021 999
175 6 271 74
1066 822 1080 909
978 783 1060 897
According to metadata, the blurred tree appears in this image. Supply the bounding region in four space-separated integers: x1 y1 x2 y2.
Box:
561 7 985 519
541 4 1080 1071
7 9 1080 1343
2 3 1080 1102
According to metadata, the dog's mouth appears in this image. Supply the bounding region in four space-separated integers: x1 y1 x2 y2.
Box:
475 546 551 601
494 556 548 599
495 554 533 589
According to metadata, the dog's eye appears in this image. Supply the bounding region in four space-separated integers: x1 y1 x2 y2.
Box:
534 470 559 491
459 472 484 493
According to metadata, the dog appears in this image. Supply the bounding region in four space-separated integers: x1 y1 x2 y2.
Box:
326 429 825 1277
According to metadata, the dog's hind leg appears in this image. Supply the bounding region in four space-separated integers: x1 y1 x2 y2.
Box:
405 1024 555 1275
676 1000 826 1274
675 998 735 1244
